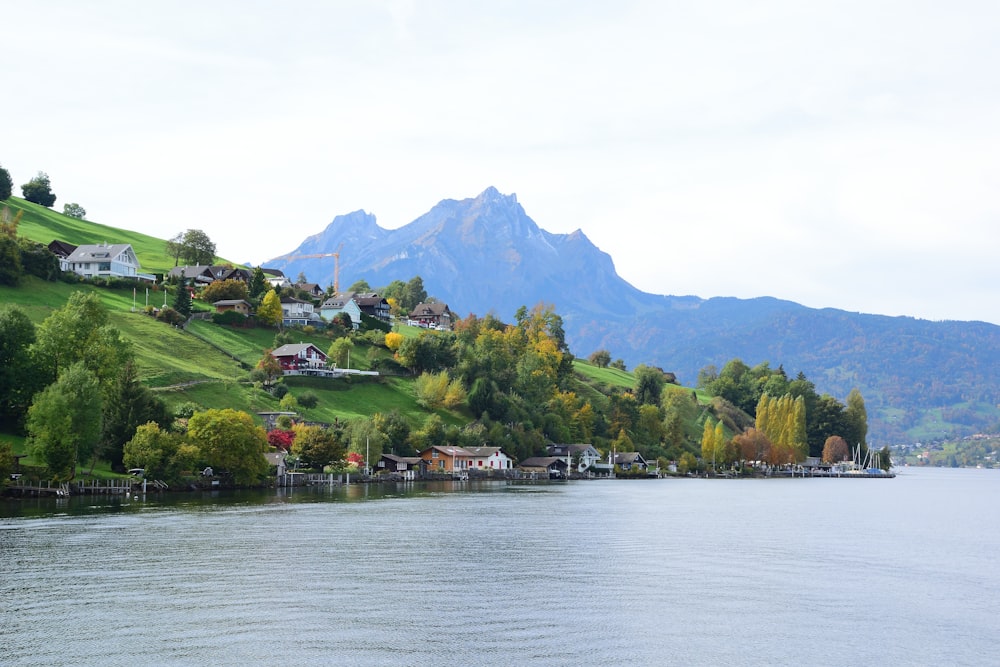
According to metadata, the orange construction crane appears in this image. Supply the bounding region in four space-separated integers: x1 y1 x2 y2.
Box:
278 243 344 292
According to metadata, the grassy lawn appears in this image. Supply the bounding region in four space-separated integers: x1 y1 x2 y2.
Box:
573 359 635 389
7 197 233 274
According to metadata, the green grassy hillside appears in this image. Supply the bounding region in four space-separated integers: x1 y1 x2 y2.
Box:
6 196 227 274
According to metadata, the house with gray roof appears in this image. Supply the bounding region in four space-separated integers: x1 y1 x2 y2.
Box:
61 243 154 282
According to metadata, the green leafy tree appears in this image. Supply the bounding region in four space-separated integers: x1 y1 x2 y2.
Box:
172 280 193 319
187 409 268 484
101 360 171 471
293 425 346 469
21 171 56 206
177 229 217 266
373 410 412 455
32 291 132 388
62 202 86 219
0 235 22 286
0 305 41 428
634 364 666 406
844 388 869 449
124 422 181 479
202 278 249 303
348 279 371 292
18 237 60 280
165 232 184 266
26 362 103 480
588 349 611 368
328 336 355 368
404 276 427 311
0 165 12 200
256 289 282 327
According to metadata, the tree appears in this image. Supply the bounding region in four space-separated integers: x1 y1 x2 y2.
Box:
26 362 103 480
844 388 869 449
0 305 41 428
634 364 665 406
32 291 132 389
267 428 295 451
256 289 282 327
348 279 371 292
822 435 850 463
172 280 192 319
0 235 22 286
733 428 771 465
293 425 346 469
187 409 268 484
62 203 86 219
175 229 215 266
588 349 611 368
248 267 269 301
404 276 427 311
256 349 282 385
0 165 12 200
328 336 354 368
165 233 184 266
124 422 181 479
373 410 411 455
202 279 248 303
101 360 170 471
384 331 404 352
21 172 56 207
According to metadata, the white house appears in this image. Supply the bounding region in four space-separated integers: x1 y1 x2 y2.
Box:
319 294 363 329
280 296 322 327
547 444 603 473
465 446 513 470
61 243 155 282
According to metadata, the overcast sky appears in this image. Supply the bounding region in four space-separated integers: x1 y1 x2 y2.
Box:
5 1 998 324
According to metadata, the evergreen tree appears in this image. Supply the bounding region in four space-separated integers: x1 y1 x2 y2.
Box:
248 267 269 301
101 360 171 471
172 280 192 319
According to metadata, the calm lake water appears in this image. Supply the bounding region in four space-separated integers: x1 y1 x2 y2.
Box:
1 467 997 666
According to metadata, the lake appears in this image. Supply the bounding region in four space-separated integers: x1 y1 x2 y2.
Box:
1 467 997 666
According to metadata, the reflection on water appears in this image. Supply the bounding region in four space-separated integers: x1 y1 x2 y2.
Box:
2 469 998 666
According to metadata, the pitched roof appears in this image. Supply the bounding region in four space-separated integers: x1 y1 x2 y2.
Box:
48 240 77 258
381 454 423 465
271 343 325 357
518 456 567 469
613 452 646 465
421 445 472 457
260 267 285 277
409 302 451 317
212 299 251 307
64 243 135 263
464 446 504 458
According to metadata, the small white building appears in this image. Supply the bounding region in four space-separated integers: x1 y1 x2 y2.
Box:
280 296 322 327
465 446 513 470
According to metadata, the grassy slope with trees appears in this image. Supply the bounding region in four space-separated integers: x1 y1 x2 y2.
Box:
1 195 886 487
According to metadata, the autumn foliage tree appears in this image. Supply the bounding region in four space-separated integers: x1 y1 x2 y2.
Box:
822 435 850 463
202 279 248 303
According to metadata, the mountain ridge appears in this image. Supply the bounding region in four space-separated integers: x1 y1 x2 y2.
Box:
267 187 1000 443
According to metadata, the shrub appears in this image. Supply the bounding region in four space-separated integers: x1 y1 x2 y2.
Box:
156 307 185 326
272 384 289 399
297 391 319 409
174 402 201 419
212 310 250 327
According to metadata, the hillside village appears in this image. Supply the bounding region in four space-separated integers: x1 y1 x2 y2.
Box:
0 193 914 495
